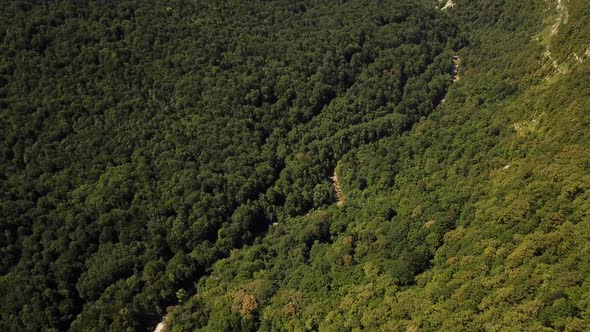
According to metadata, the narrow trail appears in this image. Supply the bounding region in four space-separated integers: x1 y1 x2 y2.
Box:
154 321 166 332
154 312 171 332
451 55 460 82
440 55 461 104
441 0 455 10
331 173 345 207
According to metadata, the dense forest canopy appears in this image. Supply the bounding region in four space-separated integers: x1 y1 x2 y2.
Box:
1 0 461 330
1 0 589 331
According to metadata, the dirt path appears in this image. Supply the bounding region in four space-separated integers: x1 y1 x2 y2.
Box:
331 173 345 206
154 321 166 332
440 55 461 104
154 312 171 332
451 55 460 82
441 0 455 10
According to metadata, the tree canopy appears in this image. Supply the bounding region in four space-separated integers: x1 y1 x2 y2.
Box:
1 0 589 331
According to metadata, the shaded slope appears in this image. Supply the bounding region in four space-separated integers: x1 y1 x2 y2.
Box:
168 0 590 330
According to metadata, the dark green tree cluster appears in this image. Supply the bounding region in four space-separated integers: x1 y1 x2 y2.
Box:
0 0 461 330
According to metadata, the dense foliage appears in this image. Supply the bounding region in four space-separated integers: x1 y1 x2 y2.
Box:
168 0 590 330
0 0 462 330
1 0 588 331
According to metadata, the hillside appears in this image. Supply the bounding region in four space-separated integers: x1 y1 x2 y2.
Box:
168 0 590 330
1 0 589 331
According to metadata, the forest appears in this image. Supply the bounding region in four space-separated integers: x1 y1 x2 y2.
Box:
1 0 589 331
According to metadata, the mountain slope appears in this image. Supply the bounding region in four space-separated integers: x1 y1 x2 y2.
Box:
0 0 588 331
0 0 461 331
168 0 590 330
